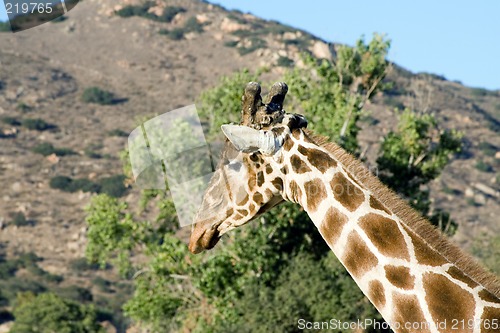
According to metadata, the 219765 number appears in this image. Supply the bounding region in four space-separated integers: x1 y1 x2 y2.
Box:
5 2 54 15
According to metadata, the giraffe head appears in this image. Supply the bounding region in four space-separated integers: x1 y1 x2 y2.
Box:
188 82 307 253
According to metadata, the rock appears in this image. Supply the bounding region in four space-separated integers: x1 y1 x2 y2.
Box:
46 153 59 164
220 17 248 33
495 151 500 159
464 187 474 198
473 183 499 198
311 41 331 59
12 182 21 192
474 193 486 205
196 14 210 24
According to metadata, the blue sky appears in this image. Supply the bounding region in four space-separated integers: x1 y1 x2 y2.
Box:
1 1 499 90
209 1 500 90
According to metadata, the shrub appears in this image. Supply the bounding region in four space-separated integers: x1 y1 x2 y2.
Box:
69 258 100 272
183 16 203 33
238 37 267 55
0 21 10 32
107 129 128 137
475 160 494 173
17 102 32 112
92 276 113 293
116 3 185 23
158 6 186 23
478 141 497 157
10 293 102 333
0 258 18 279
164 28 184 40
32 142 76 156
56 286 93 303
82 87 116 105
21 118 54 131
10 212 32 227
277 56 294 67
471 87 490 97
49 176 100 193
1 116 21 126
224 40 239 48
99 175 127 198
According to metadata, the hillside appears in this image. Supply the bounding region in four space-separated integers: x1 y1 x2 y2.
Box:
0 0 499 331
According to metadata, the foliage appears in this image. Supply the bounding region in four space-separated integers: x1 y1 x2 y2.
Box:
478 141 497 157
377 108 462 224
81 87 116 105
284 33 391 152
107 128 129 137
116 2 185 23
0 21 10 32
49 175 127 197
475 160 494 173
9 212 32 227
197 68 264 136
21 118 55 131
1 116 21 126
238 37 267 55
277 55 294 67
32 142 76 157
10 292 103 333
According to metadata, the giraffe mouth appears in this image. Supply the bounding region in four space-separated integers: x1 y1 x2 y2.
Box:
188 223 222 254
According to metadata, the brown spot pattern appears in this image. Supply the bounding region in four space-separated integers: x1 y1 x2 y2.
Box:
384 265 415 290
265 164 273 174
330 172 365 212
280 166 288 175
481 307 500 333
446 266 478 289
369 196 391 215
265 189 273 198
303 178 326 212
257 171 265 187
478 289 500 304
297 145 337 172
237 209 248 217
359 213 410 260
247 172 256 191
343 231 379 278
403 226 448 267
253 192 263 205
423 272 475 333
292 129 301 140
290 154 311 174
368 280 386 308
288 180 302 203
392 293 431 333
319 206 348 245
283 136 294 152
271 177 284 191
237 195 249 206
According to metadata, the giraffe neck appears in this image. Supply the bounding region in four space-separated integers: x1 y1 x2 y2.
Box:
278 129 500 333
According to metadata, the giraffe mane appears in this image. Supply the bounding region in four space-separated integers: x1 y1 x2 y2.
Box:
303 129 500 298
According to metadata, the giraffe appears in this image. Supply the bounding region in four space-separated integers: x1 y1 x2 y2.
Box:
188 82 500 333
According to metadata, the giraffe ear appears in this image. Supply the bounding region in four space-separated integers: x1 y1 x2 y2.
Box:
221 125 278 154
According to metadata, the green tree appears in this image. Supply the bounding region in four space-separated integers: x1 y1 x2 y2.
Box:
10 292 103 333
377 108 462 235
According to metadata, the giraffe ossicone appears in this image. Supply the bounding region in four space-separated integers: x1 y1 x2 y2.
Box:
189 82 500 333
